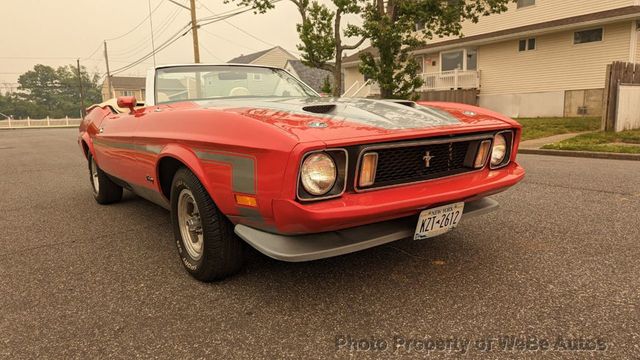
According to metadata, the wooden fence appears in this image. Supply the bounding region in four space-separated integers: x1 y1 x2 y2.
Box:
418 89 479 106
602 62 640 131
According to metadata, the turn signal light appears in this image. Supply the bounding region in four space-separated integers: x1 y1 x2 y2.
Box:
359 152 378 187
474 140 492 169
235 194 258 207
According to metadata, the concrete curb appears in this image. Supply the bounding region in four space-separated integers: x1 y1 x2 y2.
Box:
519 148 640 161
0 125 79 130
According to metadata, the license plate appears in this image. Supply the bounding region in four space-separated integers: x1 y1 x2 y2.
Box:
414 202 465 240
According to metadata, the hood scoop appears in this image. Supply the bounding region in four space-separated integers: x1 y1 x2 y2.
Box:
302 104 337 114
385 99 416 108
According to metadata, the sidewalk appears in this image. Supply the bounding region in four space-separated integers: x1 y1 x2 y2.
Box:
519 132 592 150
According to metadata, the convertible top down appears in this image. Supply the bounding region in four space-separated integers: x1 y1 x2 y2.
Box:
79 64 524 281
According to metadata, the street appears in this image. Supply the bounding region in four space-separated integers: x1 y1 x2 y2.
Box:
0 128 638 358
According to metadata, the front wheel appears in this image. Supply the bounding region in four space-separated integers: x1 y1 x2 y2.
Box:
88 154 123 204
170 168 244 281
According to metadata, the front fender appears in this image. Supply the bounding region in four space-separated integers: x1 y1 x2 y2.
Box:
157 143 213 202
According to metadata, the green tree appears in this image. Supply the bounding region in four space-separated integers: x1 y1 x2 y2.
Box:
227 0 364 97
14 63 101 118
0 92 45 119
357 0 513 99
320 75 333 94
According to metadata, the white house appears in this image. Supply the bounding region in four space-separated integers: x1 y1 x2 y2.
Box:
342 1 640 118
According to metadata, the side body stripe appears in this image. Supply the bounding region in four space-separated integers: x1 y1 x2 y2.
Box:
194 150 256 195
93 138 161 155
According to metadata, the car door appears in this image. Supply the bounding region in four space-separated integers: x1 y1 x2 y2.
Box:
92 111 139 183
128 106 171 207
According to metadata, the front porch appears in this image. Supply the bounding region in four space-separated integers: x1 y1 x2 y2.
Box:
344 70 480 97
373 70 480 93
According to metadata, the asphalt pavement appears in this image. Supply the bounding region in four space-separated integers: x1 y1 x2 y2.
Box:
0 128 639 359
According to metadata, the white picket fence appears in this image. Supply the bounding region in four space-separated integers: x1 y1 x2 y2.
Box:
0 117 82 129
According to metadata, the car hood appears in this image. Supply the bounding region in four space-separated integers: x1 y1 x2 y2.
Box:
194 97 513 143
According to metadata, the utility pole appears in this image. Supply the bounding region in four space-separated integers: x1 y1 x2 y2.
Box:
104 41 114 98
168 0 200 63
189 0 200 63
77 59 86 120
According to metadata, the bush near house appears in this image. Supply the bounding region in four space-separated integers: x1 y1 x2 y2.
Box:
542 130 640 154
518 117 601 141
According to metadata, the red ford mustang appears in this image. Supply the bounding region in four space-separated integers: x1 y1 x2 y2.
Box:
79 64 525 281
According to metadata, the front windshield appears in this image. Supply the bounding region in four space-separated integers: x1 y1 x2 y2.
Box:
155 65 318 103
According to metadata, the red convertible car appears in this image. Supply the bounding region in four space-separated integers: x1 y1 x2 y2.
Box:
79 64 524 281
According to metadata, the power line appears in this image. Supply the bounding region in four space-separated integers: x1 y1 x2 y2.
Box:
109 22 193 75
196 5 271 27
199 27 260 52
109 7 183 59
105 0 166 41
199 43 225 62
223 19 277 48
197 0 297 54
83 43 104 60
107 2 279 76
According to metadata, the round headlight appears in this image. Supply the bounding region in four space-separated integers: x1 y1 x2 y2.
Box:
300 153 336 196
491 134 508 167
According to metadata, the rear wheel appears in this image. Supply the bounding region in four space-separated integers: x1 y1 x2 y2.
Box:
88 154 123 204
170 168 243 281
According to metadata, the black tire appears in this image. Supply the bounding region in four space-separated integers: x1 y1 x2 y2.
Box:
170 168 244 281
88 154 123 205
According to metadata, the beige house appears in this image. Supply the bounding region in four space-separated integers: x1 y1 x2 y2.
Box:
343 1 640 118
228 46 297 68
101 76 146 102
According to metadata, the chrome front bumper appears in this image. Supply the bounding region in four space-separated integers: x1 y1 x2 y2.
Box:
234 197 499 262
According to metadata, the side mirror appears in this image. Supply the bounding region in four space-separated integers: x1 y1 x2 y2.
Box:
117 96 137 113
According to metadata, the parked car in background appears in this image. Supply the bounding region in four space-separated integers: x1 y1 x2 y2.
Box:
79 64 525 281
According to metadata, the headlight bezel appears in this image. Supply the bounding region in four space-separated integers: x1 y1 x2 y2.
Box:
490 130 514 169
297 149 348 202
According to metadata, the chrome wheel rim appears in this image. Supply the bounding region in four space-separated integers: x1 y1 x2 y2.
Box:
90 158 99 193
177 189 204 260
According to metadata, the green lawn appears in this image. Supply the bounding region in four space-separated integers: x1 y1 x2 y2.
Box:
542 130 640 154
517 117 601 141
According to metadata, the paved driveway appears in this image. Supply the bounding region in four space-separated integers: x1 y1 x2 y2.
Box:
1 129 638 358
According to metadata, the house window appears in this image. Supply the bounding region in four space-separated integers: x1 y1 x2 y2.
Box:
441 50 464 71
466 49 477 70
413 56 424 73
519 38 536 52
517 0 535 8
122 90 134 96
574 28 603 44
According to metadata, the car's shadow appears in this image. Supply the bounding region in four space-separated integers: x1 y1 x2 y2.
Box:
114 189 492 301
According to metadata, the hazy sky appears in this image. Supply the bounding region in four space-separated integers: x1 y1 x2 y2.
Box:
1 0 363 89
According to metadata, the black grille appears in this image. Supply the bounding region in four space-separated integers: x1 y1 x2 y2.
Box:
361 140 476 189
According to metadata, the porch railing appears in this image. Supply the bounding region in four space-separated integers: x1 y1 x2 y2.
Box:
421 70 480 91
366 70 480 95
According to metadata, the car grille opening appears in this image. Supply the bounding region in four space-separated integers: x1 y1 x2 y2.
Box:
356 136 488 190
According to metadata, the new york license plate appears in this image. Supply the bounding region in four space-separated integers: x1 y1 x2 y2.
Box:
414 202 465 240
